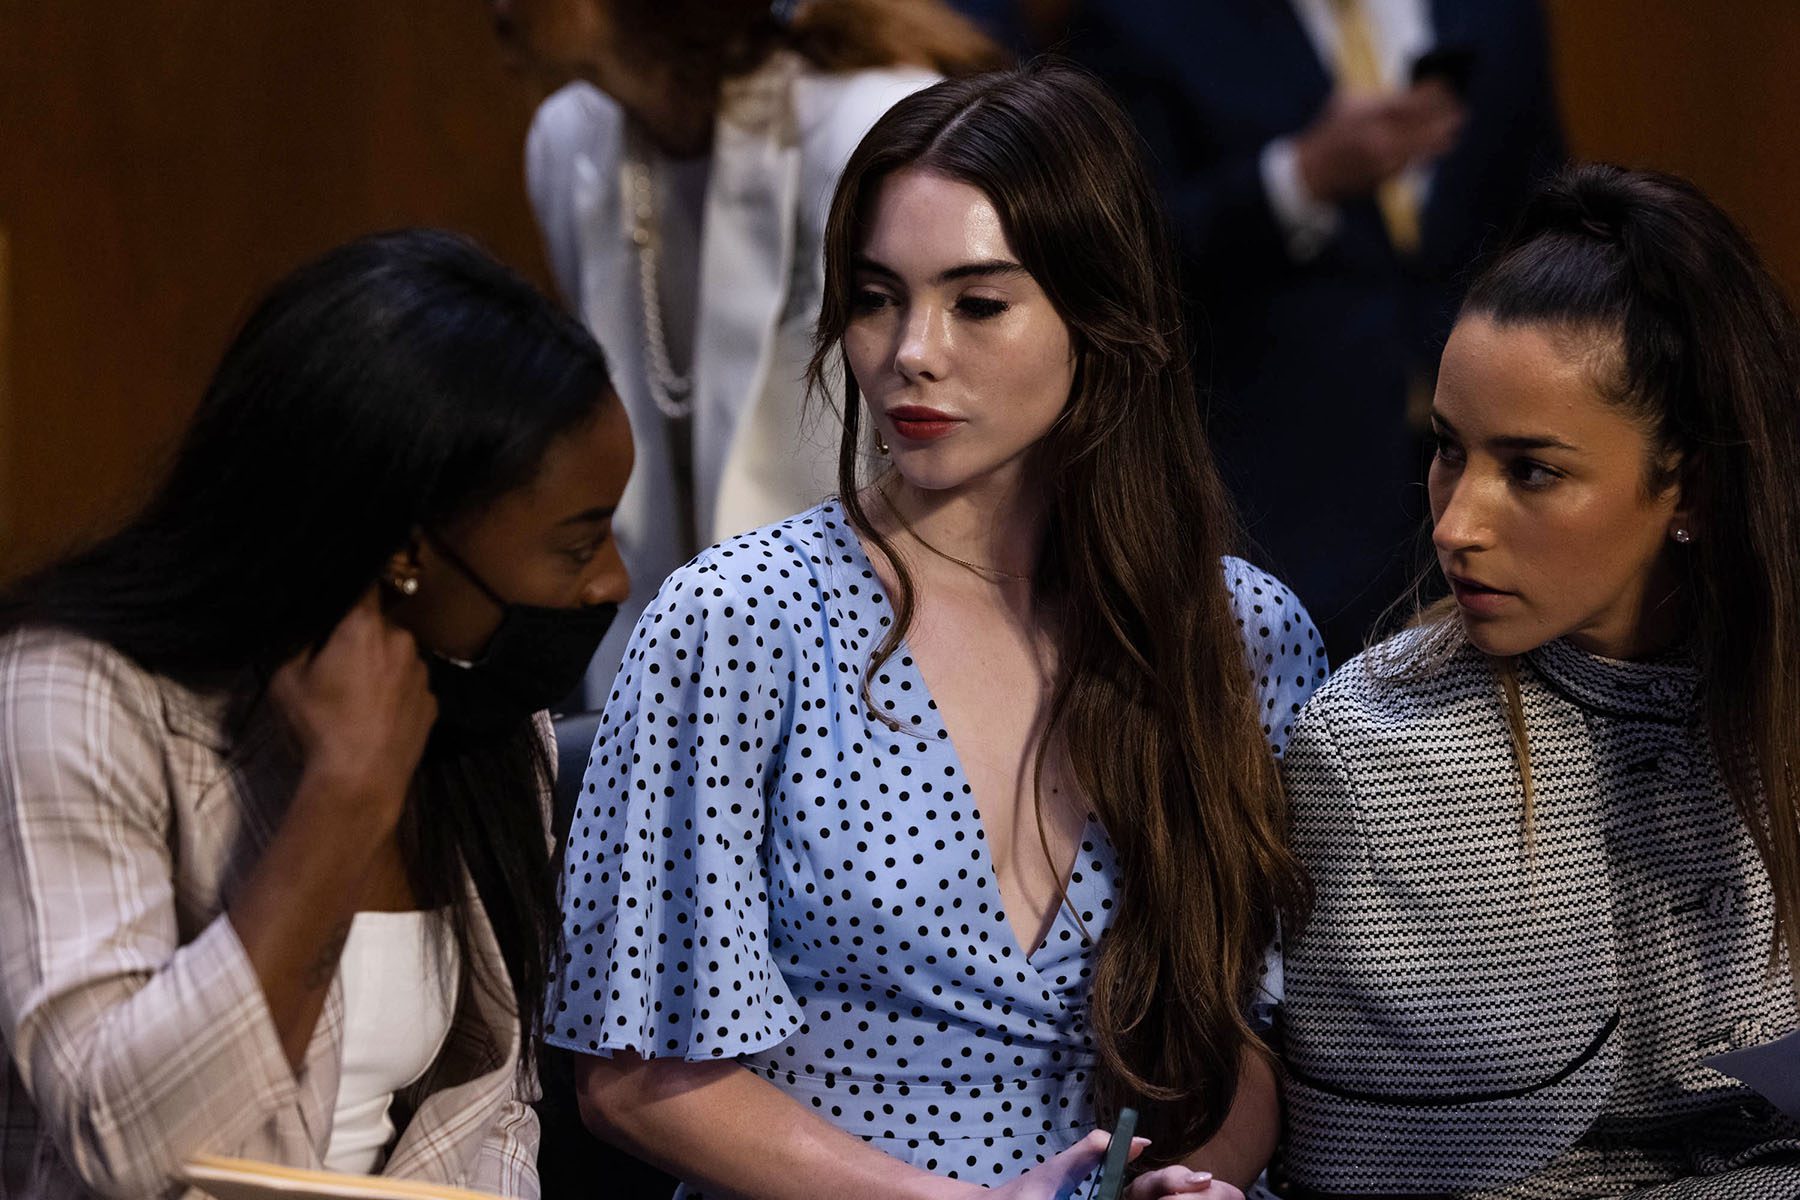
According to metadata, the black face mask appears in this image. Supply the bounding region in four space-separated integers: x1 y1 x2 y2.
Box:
421 537 617 735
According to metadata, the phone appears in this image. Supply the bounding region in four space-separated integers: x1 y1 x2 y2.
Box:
1088 1107 1139 1200
1410 45 1477 99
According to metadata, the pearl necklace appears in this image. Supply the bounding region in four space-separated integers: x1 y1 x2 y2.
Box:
622 145 695 421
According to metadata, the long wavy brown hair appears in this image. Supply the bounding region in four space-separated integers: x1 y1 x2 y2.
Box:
804 62 1313 1162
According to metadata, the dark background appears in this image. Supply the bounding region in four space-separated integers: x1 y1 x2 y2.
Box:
2 1 1796 575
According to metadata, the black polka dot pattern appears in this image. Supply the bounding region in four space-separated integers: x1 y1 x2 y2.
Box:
546 501 1326 1190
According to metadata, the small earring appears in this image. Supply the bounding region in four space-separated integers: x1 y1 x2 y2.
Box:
1672 527 1693 545
392 574 420 595
875 435 891 456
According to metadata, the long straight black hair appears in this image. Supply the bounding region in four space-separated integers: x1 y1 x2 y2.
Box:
2 229 615 1063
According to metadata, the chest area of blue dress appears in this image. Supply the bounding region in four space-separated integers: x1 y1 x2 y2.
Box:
757 530 1121 1029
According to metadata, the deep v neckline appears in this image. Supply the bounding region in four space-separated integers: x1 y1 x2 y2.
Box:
835 505 1088 964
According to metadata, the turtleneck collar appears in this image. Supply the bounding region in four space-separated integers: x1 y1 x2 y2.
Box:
1522 636 1701 723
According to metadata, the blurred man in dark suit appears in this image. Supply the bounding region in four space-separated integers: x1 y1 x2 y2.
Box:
1065 0 1565 661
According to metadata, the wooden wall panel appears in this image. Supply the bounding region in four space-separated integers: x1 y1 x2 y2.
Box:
1544 0 1800 292
0 226 12 551
0 2 551 576
3 4 1798 577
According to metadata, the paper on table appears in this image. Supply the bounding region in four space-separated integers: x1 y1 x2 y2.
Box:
1702 1028 1800 1121
182 1155 500 1200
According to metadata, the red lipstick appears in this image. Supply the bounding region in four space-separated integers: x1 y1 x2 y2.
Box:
886 405 963 442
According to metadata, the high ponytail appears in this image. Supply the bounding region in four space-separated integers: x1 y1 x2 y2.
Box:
1462 163 1800 974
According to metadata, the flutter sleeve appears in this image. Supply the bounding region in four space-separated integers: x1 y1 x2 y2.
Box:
1222 556 1329 759
546 557 804 1062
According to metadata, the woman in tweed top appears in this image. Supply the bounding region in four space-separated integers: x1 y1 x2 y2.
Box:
0 231 633 1197
1277 165 1800 1197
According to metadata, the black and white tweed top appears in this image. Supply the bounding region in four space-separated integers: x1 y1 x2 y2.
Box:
1275 625 1800 1198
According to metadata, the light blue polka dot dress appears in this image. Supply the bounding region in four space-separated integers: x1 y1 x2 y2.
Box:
548 500 1325 1195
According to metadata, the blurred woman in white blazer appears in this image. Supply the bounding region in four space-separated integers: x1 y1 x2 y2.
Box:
495 0 1003 696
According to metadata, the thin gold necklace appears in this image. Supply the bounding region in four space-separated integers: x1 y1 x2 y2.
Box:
877 488 1031 583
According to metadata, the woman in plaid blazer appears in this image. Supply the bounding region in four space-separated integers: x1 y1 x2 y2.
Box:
0 231 634 1198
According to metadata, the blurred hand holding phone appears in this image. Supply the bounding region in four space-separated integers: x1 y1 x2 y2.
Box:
1087 1108 1139 1200
1411 45 1477 99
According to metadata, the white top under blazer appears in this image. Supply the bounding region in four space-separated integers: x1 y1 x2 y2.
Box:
323 911 460 1175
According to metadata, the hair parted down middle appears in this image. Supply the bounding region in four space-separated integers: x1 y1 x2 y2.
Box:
805 61 1313 1162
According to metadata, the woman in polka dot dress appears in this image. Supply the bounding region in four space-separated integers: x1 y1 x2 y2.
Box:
548 62 1328 1200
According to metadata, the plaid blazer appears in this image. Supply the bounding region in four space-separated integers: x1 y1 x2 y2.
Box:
0 627 540 1199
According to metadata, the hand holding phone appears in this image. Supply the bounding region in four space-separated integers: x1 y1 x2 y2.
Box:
1089 1107 1139 1200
